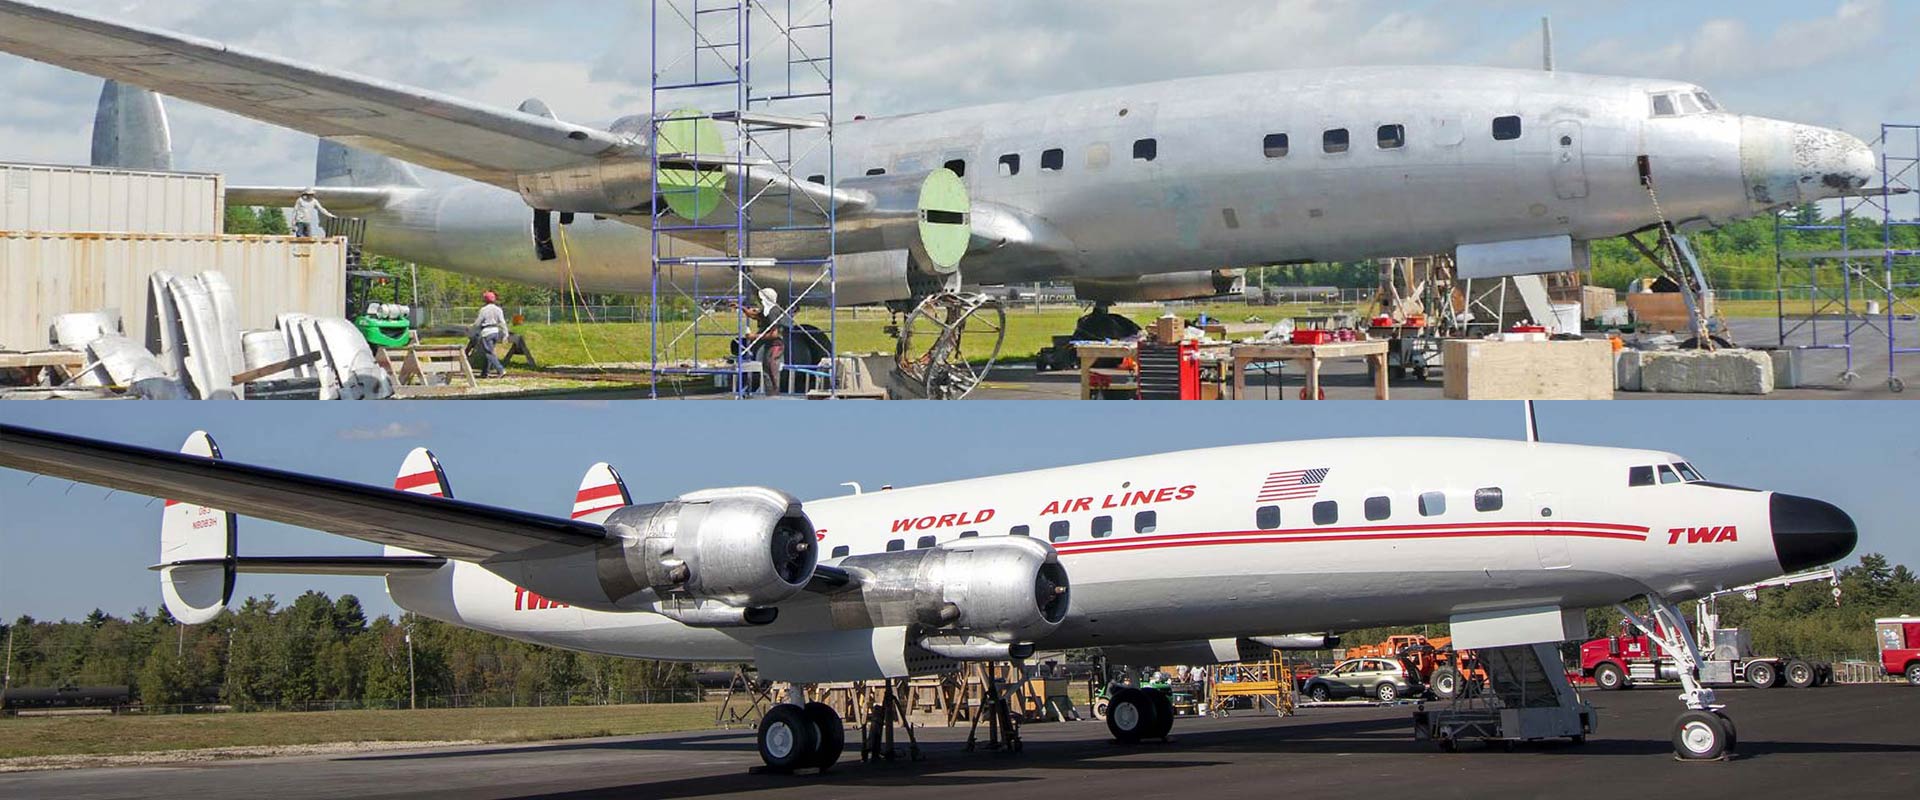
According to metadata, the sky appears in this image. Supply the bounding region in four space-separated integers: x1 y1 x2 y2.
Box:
0 1 1913 186
1 402 1915 622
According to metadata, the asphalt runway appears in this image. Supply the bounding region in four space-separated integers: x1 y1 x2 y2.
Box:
6 685 1914 800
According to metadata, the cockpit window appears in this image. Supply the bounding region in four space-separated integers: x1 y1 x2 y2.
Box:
1651 93 1679 118
1677 94 1703 115
1658 465 1681 485
1676 462 1703 482
1651 91 1719 119
1695 93 1721 112
1629 466 1656 487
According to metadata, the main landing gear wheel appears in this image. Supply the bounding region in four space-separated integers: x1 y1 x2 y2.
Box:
757 705 820 772
894 292 1007 400
1105 688 1162 744
1145 690 1175 740
802 702 845 771
1673 710 1731 761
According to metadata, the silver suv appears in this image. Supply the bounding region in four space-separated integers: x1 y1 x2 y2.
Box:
1301 658 1420 703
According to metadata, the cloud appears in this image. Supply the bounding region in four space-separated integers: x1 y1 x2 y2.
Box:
337 421 431 441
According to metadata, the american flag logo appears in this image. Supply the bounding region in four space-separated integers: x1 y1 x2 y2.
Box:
1258 468 1330 502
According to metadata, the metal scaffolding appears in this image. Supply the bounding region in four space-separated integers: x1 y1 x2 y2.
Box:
1775 123 1920 392
648 0 837 398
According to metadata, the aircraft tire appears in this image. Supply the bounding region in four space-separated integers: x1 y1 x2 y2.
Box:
757 705 819 773
1673 710 1730 761
1714 710 1738 752
1105 688 1159 744
802 702 845 771
1145 690 1175 740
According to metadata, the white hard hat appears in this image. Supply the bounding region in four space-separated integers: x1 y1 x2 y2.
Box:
759 288 780 315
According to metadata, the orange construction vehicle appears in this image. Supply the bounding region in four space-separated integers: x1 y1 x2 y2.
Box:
1342 634 1485 699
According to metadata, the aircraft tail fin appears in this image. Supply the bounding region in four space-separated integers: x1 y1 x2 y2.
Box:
571 463 632 523
91 79 173 171
385 447 451 559
158 431 236 624
318 140 423 190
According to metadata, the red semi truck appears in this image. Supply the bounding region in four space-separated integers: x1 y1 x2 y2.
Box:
1878 617 1920 685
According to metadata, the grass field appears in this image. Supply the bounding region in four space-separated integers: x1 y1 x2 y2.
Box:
0 702 723 759
450 300 1800 372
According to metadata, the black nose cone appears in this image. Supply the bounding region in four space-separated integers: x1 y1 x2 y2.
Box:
1771 493 1858 573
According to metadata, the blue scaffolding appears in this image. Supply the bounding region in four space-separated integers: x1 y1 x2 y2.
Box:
1775 123 1920 392
648 0 837 398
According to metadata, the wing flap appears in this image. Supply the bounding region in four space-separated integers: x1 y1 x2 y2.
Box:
0 424 606 561
0 0 634 189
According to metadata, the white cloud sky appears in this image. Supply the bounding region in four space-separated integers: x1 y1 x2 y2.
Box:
0 0 1911 185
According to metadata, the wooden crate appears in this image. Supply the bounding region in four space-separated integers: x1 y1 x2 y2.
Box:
1581 286 1619 319
1442 339 1615 400
1626 292 1712 333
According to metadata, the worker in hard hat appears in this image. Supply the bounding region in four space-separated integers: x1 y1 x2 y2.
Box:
473 291 510 379
292 190 328 238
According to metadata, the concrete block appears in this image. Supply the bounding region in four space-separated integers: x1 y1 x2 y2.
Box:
1443 339 1615 400
1616 350 1645 392
1768 350 1800 390
1639 349 1774 395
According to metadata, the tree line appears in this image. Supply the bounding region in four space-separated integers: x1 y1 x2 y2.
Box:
3 591 699 711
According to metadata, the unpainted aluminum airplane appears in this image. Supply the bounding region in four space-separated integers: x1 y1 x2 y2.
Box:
0 419 1858 767
0 0 1882 312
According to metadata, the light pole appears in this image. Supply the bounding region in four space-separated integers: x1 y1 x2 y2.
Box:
3 623 14 696
405 626 416 711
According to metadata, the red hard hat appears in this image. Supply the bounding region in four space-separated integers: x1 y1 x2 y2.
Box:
483 291 498 303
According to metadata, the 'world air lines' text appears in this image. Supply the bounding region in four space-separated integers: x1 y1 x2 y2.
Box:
1668 526 1738 545
890 485 1199 533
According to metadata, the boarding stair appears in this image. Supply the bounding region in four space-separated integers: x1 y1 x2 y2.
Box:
1414 643 1594 750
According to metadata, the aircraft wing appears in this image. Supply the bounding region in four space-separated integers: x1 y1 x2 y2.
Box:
225 186 408 217
0 424 607 562
0 0 635 191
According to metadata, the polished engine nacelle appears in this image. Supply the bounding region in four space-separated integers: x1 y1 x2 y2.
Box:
599 487 819 619
829 537 1069 652
1074 270 1247 303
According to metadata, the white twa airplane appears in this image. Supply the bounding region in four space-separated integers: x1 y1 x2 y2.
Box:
0 418 1857 767
0 1 1881 309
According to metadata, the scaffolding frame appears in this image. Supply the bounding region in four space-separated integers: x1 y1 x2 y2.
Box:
648 0 837 398
1775 123 1920 392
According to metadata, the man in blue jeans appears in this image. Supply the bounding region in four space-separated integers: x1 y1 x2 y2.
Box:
473 291 509 379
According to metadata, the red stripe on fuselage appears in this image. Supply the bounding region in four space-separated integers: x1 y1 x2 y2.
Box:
1053 520 1649 555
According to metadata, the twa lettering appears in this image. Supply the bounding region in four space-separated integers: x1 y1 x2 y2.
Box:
1667 526 1738 545
1041 485 1196 517
891 509 996 533
514 587 571 611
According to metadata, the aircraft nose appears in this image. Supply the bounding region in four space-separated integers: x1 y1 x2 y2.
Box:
1741 117 1876 207
1770 493 1858 573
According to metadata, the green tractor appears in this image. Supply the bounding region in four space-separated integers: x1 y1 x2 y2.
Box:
347 270 415 350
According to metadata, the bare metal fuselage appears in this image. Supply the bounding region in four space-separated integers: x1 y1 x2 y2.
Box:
352 66 1871 299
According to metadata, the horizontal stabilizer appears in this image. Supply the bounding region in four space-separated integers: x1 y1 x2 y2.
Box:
225 186 403 217
152 555 446 577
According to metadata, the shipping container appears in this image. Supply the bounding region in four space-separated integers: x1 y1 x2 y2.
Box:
0 232 345 350
0 162 225 236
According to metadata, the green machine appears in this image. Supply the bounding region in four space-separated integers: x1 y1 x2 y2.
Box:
346 270 415 350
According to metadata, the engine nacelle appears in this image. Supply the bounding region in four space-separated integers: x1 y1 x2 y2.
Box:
1074 270 1247 303
830 537 1069 646
601 487 819 612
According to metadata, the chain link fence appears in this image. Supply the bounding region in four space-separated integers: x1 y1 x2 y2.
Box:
126 687 706 716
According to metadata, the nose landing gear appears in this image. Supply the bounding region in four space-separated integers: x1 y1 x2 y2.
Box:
1617 595 1736 761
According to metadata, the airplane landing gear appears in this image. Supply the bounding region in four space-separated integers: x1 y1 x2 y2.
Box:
1104 687 1175 744
1617 595 1735 761
755 701 846 773
892 291 1007 400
